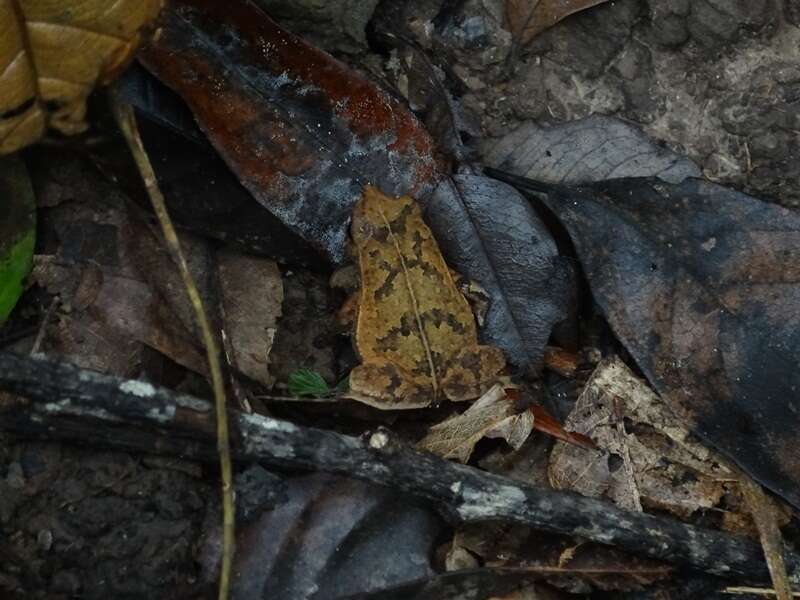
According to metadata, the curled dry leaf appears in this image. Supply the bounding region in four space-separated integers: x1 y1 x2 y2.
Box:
0 0 162 153
549 357 732 517
418 384 533 462
505 0 611 47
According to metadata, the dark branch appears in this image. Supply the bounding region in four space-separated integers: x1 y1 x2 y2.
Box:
0 351 795 584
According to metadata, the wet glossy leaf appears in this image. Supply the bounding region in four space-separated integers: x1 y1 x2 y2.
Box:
0 156 35 323
139 0 442 264
501 172 800 509
418 384 533 462
0 0 162 153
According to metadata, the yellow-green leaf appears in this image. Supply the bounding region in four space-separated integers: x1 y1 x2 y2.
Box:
0 154 35 323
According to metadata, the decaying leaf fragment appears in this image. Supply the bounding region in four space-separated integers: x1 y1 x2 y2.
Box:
505 0 611 46
0 0 162 153
418 384 533 462
549 357 731 517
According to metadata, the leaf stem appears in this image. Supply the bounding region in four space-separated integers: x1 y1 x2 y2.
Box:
109 91 235 600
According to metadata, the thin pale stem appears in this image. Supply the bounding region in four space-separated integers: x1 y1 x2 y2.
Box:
109 92 235 600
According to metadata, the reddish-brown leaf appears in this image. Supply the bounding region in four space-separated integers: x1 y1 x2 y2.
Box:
504 388 595 449
139 0 443 264
529 403 596 450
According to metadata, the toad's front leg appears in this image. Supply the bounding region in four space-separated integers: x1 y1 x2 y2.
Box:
349 359 432 409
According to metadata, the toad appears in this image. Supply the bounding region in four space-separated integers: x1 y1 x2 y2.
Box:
347 186 505 409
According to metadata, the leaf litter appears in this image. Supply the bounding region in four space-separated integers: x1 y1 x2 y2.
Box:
2 0 800 598
549 356 733 517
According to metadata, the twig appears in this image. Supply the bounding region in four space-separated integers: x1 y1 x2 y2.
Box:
109 96 235 600
1 352 799 587
739 476 793 600
724 586 800 597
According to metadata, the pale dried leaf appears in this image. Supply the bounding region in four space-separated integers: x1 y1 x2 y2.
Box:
418 384 533 462
0 0 162 153
549 357 732 517
505 0 611 46
218 250 283 388
481 115 700 185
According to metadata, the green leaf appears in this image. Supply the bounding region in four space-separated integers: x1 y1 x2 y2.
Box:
0 156 36 324
288 368 332 398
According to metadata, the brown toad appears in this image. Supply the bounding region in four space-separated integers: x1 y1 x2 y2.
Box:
348 186 505 409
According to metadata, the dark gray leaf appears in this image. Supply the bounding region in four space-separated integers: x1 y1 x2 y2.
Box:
481 115 700 185
230 473 442 600
509 174 800 508
424 174 570 370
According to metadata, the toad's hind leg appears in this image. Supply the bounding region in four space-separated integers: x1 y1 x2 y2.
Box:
442 345 505 402
349 359 432 409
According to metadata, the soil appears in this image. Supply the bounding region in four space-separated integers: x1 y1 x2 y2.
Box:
418 0 800 206
0 437 211 599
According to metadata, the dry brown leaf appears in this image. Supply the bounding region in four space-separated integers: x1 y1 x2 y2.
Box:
0 0 162 153
217 249 283 387
505 0 610 46
549 357 732 517
418 384 534 462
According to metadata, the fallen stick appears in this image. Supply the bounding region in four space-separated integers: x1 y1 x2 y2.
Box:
0 352 796 584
